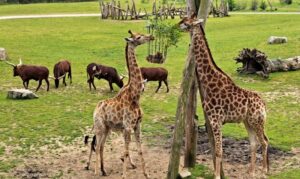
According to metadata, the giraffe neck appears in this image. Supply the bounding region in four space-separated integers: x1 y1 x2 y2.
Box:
125 43 143 100
192 25 233 93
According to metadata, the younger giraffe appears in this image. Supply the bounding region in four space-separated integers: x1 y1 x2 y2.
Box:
179 15 269 179
92 30 154 178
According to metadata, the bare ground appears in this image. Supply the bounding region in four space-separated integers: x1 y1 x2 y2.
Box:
8 129 300 179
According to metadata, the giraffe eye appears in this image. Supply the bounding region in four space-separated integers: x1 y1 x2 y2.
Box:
137 36 141 39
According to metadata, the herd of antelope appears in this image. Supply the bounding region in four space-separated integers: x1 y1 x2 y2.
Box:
2 58 169 93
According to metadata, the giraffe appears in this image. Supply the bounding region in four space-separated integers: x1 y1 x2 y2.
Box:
92 30 154 178
178 15 269 179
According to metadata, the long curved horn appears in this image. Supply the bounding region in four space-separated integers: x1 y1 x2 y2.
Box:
57 74 66 80
18 58 22 66
3 60 16 67
95 69 102 75
120 73 128 78
49 76 56 80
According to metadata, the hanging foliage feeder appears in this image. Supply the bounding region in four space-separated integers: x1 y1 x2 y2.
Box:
146 19 181 64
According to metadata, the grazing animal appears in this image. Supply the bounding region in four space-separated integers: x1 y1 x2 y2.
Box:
178 15 269 178
86 63 124 91
91 30 154 178
3 59 49 92
51 60 72 88
140 67 169 93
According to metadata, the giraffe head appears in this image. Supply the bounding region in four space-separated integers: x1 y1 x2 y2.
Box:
178 13 204 32
125 30 154 46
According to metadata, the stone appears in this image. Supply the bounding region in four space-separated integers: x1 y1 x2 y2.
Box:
0 48 7 60
268 36 287 44
7 89 38 99
179 168 191 178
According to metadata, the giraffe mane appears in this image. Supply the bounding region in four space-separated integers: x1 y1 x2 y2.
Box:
198 24 233 83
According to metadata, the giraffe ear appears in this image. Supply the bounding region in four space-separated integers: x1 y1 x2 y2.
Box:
125 37 133 42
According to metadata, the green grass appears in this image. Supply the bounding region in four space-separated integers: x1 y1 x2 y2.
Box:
0 0 186 16
232 0 300 12
270 169 300 179
189 164 214 179
0 14 299 177
0 1 99 16
0 0 298 16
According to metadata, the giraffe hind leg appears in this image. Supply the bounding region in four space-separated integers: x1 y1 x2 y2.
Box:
248 115 269 174
100 129 110 176
244 121 258 177
134 123 148 178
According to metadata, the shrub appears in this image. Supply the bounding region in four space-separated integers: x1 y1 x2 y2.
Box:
235 1 247 10
260 0 267 10
250 0 258 11
227 0 236 11
280 0 292 4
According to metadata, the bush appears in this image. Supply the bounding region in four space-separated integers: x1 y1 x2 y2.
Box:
280 0 292 4
227 0 236 11
260 0 267 10
250 0 258 11
235 1 247 10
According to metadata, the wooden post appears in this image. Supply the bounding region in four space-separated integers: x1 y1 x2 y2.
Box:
184 79 198 167
167 46 196 179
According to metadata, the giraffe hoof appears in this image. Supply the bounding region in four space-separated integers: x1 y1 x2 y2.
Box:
102 170 107 176
131 163 137 169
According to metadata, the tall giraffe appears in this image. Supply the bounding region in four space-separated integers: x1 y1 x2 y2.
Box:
178 15 269 178
92 30 154 178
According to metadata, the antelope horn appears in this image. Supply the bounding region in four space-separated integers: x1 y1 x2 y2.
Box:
120 73 128 78
48 76 55 80
3 60 16 67
57 74 66 80
18 58 22 66
95 69 102 75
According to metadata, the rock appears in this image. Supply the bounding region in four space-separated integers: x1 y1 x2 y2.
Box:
0 48 7 60
268 36 287 44
7 89 38 99
179 168 191 178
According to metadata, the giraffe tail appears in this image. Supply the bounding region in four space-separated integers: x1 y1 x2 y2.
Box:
84 135 90 145
264 133 270 172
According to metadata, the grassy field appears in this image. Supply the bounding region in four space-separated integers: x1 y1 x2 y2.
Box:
0 0 299 16
0 14 299 178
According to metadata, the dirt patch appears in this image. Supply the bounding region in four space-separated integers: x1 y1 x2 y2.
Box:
194 127 300 178
13 133 171 179
10 127 300 179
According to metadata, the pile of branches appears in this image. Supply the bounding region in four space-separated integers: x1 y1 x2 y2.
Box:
234 48 300 78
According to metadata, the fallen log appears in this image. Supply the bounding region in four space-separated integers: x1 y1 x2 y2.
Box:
234 48 300 78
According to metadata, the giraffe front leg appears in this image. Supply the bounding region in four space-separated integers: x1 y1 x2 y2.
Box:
122 129 131 179
134 123 149 179
210 121 223 179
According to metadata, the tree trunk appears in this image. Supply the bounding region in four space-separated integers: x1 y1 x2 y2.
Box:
184 80 198 168
167 47 196 179
184 0 198 169
167 1 219 178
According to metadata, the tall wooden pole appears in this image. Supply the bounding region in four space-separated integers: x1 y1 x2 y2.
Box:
184 0 198 168
167 0 225 178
